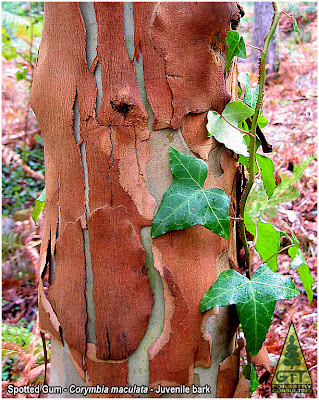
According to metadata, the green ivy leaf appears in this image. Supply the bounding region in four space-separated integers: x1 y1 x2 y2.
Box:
242 362 259 393
32 187 46 225
238 154 275 198
238 72 259 109
244 214 281 271
257 115 268 129
290 249 313 304
288 3 301 35
151 148 230 239
237 73 268 130
200 264 300 356
287 231 300 259
207 101 254 157
226 31 247 70
257 155 276 198
284 230 313 304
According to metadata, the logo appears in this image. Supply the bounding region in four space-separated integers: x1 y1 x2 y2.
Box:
271 321 312 394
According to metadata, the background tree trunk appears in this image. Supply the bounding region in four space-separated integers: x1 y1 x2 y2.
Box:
252 2 279 79
30 2 243 397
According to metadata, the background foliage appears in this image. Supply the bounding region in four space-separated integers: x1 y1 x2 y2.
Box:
2 2 47 394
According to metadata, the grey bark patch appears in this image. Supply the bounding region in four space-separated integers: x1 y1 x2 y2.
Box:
128 227 165 391
208 144 225 178
123 2 135 61
49 338 87 398
193 253 237 397
72 19 96 345
79 2 98 71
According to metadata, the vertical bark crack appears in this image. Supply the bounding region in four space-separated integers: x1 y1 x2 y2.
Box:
106 330 111 360
123 3 165 387
73 87 96 345
108 126 114 206
123 2 135 61
94 61 102 119
79 2 98 71
123 2 154 127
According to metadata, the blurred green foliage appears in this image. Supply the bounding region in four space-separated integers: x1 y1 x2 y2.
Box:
2 135 45 216
2 231 23 258
246 156 316 221
2 2 43 81
2 3 45 216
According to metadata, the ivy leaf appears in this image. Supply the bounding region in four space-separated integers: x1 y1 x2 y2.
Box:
243 362 259 393
207 101 254 157
257 155 276 198
238 154 275 198
287 231 300 259
290 249 313 304
200 264 300 356
32 187 46 225
244 214 281 271
288 3 301 35
238 72 259 109
226 31 247 70
285 232 313 304
237 73 269 131
238 154 258 174
151 148 230 239
257 115 268 129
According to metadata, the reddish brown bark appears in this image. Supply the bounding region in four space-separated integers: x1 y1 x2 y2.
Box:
31 0 154 379
134 2 173 130
31 1 242 391
87 205 153 360
141 2 239 129
48 218 87 355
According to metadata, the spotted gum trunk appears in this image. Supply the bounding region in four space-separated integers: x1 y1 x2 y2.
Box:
30 2 243 397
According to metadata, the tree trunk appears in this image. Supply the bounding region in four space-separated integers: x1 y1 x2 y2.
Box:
30 2 243 397
252 2 279 79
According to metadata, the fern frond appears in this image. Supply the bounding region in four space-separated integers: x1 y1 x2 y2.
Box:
2 10 30 27
2 145 44 181
2 231 23 257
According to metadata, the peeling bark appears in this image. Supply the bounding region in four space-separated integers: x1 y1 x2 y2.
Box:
133 2 173 130
94 2 147 130
48 218 87 355
181 113 218 161
87 205 153 360
216 339 243 398
85 358 130 398
31 1 243 395
148 2 239 129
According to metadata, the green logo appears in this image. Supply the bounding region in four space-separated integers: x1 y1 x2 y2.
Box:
271 321 312 393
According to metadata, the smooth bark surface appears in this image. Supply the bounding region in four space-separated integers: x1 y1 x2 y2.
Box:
31 2 243 397
252 2 279 78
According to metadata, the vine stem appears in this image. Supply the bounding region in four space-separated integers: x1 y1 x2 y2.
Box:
281 10 293 19
249 222 258 250
264 244 296 264
246 43 265 54
239 2 281 278
221 114 254 137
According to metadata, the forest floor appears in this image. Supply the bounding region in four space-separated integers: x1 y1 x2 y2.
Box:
2 3 317 398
